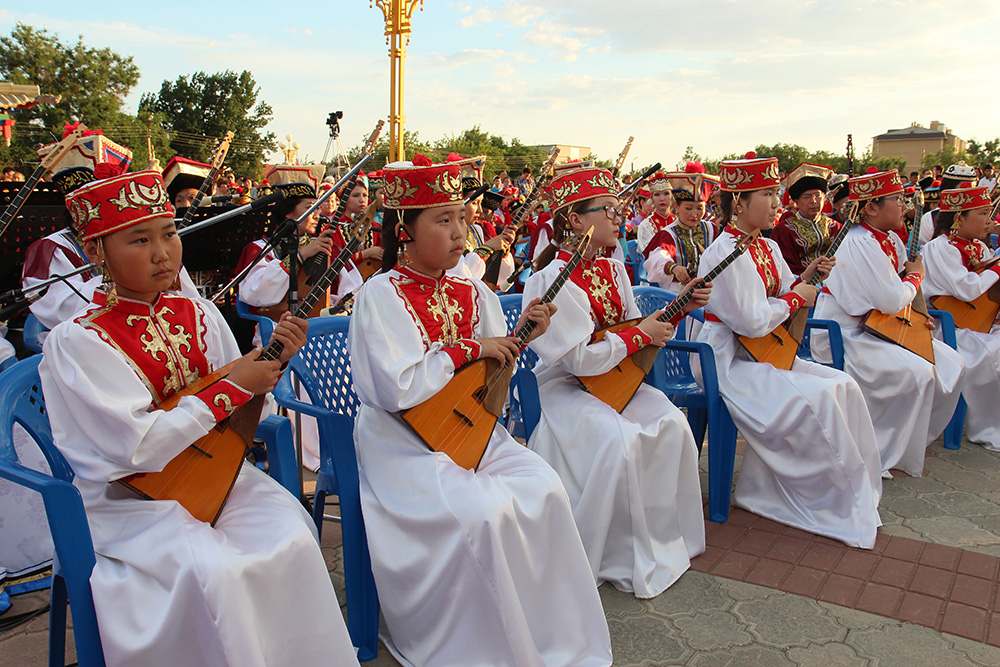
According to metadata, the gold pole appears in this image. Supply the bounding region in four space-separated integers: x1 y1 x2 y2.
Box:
372 0 423 164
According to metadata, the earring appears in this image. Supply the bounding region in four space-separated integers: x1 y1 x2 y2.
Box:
397 225 413 243
97 239 118 306
169 272 182 291
951 214 963 231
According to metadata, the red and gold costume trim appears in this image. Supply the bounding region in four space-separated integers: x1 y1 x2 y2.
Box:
557 250 626 329
390 266 483 367
73 292 252 418
727 226 781 297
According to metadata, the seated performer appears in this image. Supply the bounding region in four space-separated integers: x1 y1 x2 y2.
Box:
348 155 612 666
696 153 883 548
38 169 358 666
328 172 383 268
162 156 212 209
922 184 1000 451
524 165 708 598
643 166 715 290
449 154 516 283
636 171 677 252
813 168 964 478
23 162 199 332
919 161 977 244
771 162 840 275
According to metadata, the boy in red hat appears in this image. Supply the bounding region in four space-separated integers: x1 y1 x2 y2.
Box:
38 170 358 666
813 169 965 479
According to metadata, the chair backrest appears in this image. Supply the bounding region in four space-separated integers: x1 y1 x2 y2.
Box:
288 316 360 419
23 313 48 354
631 285 697 381
625 239 648 285
0 356 73 482
498 294 538 370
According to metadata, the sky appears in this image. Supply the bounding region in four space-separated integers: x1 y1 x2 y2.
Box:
3 1 999 174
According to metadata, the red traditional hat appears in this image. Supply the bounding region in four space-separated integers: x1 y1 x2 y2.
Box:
847 168 904 201
637 186 651 200
544 166 618 213
382 154 463 210
783 162 834 203
939 183 991 212
719 152 780 193
162 156 212 202
66 170 174 241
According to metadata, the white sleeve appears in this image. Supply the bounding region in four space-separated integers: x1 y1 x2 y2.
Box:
826 231 917 316
239 245 291 307
922 237 1000 301
699 239 791 337
919 210 935 246
523 264 631 376
448 252 486 280
24 247 101 330
644 247 678 289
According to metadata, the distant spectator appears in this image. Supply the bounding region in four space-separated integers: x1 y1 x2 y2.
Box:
933 164 944 179
908 171 919 186
10 172 25 182
1 167 15 181
978 163 996 191
514 167 534 196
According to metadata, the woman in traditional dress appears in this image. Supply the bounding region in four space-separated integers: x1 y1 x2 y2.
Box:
922 183 1000 450
348 155 612 666
523 165 708 599
695 153 883 548
38 170 357 666
812 169 964 477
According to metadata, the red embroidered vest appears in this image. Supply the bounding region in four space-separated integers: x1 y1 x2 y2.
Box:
558 250 626 329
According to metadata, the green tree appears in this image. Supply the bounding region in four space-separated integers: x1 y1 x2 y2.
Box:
141 70 277 179
345 129 434 172
0 22 141 170
921 145 970 171
965 138 1000 167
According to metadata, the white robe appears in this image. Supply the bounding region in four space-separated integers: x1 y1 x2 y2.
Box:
523 257 705 598
922 234 1000 450
696 231 883 549
239 238 362 470
349 269 612 667
813 224 965 476
38 295 357 667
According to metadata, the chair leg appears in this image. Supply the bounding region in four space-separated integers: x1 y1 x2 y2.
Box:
686 407 708 455
312 489 327 539
943 396 967 451
48 575 68 667
339 490 380 662
707 408 738 523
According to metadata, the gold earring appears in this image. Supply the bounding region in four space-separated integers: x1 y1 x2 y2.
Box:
97 239 118 306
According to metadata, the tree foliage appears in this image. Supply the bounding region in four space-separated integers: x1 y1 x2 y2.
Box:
141 70 277 179
679 143 906 178
966 138 1000 166
0 22 142 170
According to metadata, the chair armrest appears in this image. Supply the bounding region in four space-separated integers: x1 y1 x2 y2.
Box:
927 309 958 349
663 339 720 397
805 318 845 370
272 370 328 420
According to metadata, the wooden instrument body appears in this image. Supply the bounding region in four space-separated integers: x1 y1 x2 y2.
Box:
928 269 1000 334
356 256 381 281
861 288 935 364
401 358 513 470
577 318 659 413
737 307 809 371
117 360 265 525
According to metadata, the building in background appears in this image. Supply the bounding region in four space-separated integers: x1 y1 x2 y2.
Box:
872 121 965 174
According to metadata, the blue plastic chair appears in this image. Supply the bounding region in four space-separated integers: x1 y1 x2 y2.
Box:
797 308 846 371
625 239 649 286
631 286 738 522
235 298 275 345
0 356 105 667
928 309 967 450
0 356 299 667
23 313 48 354
271 316 379 662
498 295 539 439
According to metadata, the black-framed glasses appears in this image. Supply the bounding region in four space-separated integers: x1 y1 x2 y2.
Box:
578 204 622 220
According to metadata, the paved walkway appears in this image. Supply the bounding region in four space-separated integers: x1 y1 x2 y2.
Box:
4 437 1000 666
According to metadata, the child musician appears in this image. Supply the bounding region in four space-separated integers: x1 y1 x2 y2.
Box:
38 170 358 666
635 172 677 252
643 168 715 290
922 184 1000 450
523 165 708 598
813 169 965 478
348 155 612 666
696 154 883 548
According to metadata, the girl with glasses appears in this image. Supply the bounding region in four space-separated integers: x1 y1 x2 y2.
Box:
524 166 710 599
813 169 965 481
